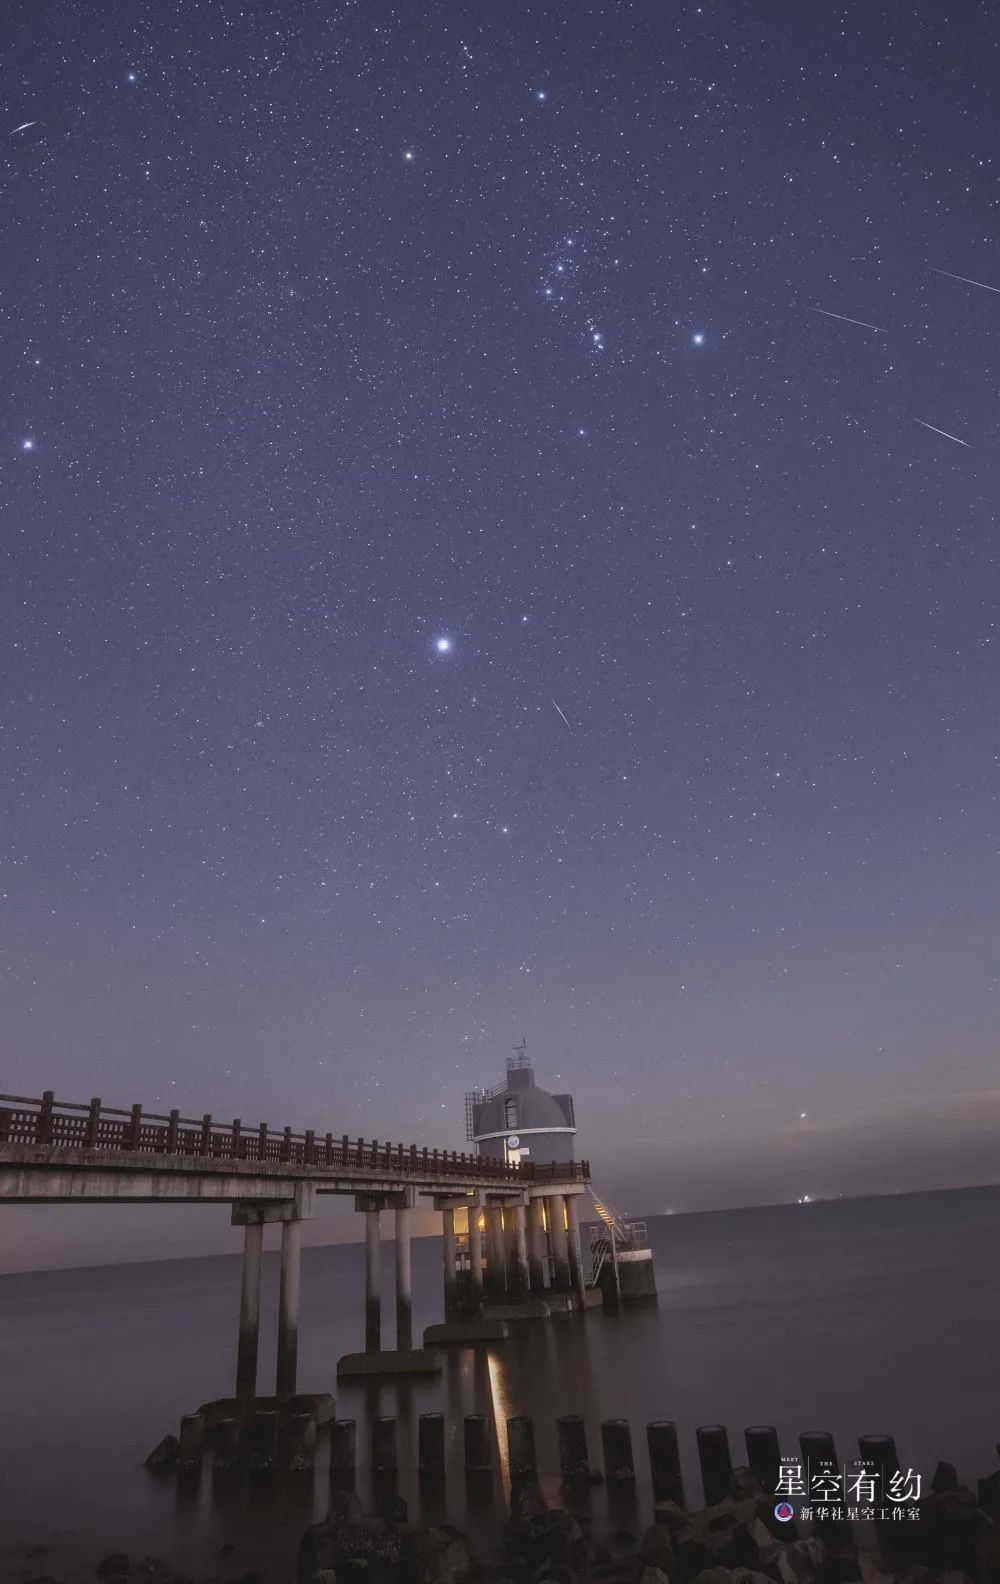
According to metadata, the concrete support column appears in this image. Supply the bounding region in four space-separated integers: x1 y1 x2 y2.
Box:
236 1219 264 1403
442 1207 459 1317
565 1194 586 1299
467 1204 485 1312
365 1207 382 1353
549 1194 572 1293
276 1217 302 1399
527 1197 547 1293
484 1204 506 1299
506 1203 530 1297
395 1205 413 1352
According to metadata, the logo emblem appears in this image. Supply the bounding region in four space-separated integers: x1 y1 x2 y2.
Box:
774 1502 794 1523
507 1134 520 1148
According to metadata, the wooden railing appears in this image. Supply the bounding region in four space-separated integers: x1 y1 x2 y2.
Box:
0 1091 590 1184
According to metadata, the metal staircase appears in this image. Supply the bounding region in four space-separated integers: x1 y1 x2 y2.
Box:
585 1183 648 1290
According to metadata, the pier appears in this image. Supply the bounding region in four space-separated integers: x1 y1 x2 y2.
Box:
0 1090 590 1393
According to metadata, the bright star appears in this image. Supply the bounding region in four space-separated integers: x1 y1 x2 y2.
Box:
536 90 547 101
403 149 415 162
21 438 34 451
435 636 452 654
692 332 705 345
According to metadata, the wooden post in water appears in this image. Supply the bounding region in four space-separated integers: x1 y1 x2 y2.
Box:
508 1416 538 1483
648 1420 685 1506
557 1414 590 1487
744 1426 780 1495
330 1419 356 1485
602 1419 636 1484
419 1412 446 1481
697 1424 733 1505
372 1415 398 1477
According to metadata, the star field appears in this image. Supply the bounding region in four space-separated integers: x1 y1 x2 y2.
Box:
4 0 1000 1262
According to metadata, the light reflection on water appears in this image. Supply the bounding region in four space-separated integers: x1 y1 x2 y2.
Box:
2 1190 1000 1581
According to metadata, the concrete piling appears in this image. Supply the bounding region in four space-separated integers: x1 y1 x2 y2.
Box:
372 1415 398 1476
418 1412 446 1480
467 1204 485 1311
507 1415 538 1483
286 1409 316 1470
236 1220 263 1402
549 1195 572 1292
464 1414 492 1477
527 1198 547 1293
395 1206 413 1352
647 1420 685 1506
365 1208 381 1353
601 1418 636 1483
330 1418 357 1483
744 1425 781 1495
485 1205 506 1298
697 1424 733 1505
507 1204 531 1298
557 1413 590 1487
442 1208 459 1317
176 1411 206 1472
248 1407 279 1471
211 1416 241 1475
276 1217 302 1399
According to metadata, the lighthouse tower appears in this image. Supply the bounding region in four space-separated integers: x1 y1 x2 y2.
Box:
464 1041 576 1167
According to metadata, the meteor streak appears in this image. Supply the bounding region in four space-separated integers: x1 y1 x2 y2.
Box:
914 419 970 448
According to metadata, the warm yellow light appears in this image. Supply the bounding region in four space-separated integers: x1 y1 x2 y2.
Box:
477 1211 486 1232
563 1203 569 1230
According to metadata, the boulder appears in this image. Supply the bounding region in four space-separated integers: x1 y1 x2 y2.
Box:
400 1528 472 1584
298 1518 403 1584
640 1528 675 1575
96 1560 131 1580
653 1504 691 1537
641 1568 671 1584
144 1437 179 1473
729 1471 764 1504
503 1511 585 1571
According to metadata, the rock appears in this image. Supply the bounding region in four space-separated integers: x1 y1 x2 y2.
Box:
729 1470 764 1503
298 1518 403 1584
97 1559 131 1580
330 1492 366 1524
640 1527 675 1574
136 1563 170 1579
653 1504 691 1537
400 1528 472 1584
532 1567 577 1584
504 1511 585 1571
641 1568 670 1584
931 1465 960 1496
144 1436 179 1473
978 1475 1000 1520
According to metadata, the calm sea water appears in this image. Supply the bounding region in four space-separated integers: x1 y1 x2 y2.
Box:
2 1186 999 1583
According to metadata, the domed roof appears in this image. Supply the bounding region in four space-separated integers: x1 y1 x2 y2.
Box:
470 1061 576 1139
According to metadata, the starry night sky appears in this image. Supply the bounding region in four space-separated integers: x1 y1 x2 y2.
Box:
4 0 1000 1267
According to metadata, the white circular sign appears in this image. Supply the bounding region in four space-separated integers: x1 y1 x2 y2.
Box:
507 1134 520 1148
